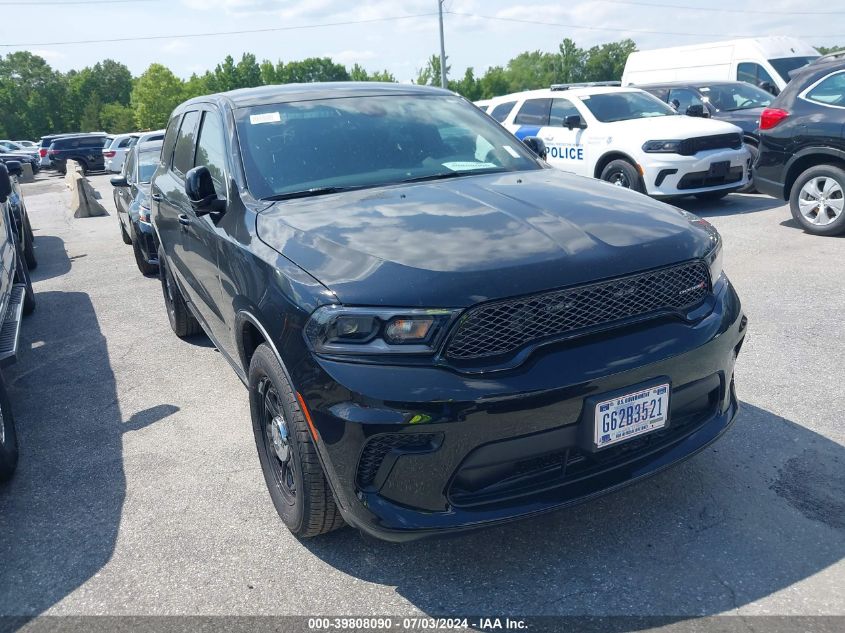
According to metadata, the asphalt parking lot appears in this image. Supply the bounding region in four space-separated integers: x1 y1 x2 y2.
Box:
0 172 843 619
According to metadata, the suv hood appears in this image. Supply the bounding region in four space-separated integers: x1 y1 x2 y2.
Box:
606 114 742 139
256 170 716 307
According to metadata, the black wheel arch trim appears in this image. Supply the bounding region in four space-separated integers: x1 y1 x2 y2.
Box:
784 147 845 198
593 150 640 179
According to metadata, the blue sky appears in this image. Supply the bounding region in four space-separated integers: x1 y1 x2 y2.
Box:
2 0 842 81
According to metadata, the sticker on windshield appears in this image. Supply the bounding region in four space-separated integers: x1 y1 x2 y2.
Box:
502 145 520 158
249 112 281 125
442 161 499 172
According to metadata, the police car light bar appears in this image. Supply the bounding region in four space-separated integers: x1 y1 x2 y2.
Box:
550 81 622 91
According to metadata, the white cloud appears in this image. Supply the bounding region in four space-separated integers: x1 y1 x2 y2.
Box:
30 49 65 61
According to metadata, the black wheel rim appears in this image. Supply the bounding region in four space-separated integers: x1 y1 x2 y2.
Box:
607 169 630 188
258 377 296 504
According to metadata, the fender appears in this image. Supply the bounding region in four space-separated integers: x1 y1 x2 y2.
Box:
593 150 640 179
783 146 845 197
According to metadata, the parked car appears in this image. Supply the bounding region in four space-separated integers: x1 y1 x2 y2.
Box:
754 59 845 235
622 37 819 95
474 99 492 112
103 134 138 173
111 140 162 275
0 157 37 270
150 83 746 541
13 141 37 149
638 81 774 191
488 84 751 199
39 132 106 169
0 151 40 177
48 133 111 174
0 161 38 482
0 140 39 160
134 130 166 146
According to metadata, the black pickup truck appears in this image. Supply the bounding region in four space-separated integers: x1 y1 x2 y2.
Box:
0 161 37 481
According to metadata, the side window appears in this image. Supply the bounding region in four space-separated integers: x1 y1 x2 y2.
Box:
118 137 133 148
124 150 136 182
489 101 516 123
171 110 200 177
514 98 552 126
160 116 181 167
738 62 776 89
549 98 580 126
194 110 228 198
805 71 845 107
667 88 703 112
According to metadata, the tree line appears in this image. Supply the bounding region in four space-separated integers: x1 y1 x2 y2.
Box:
1 40 841 139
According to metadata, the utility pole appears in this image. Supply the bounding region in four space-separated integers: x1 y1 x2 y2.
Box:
438 0 447 88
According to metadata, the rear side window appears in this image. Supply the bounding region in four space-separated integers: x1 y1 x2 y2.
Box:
805 71 845 107
124 149 137 182
160 118 180 166
118 137 133 148
737 63 776 89
514 99 552 126
667 88 704 112
194 111 227 198
549 98 580 126
489 101 516 122
171 111 200 176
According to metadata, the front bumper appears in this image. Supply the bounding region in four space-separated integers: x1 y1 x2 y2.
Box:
132 219 159 264
642 147 751 197
299 278 747 541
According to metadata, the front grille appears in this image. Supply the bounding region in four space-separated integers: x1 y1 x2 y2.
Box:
445 261 710 360
357 433 438 487
678 133 742 155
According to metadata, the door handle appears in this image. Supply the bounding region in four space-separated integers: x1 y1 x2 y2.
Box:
178 214 191 226
151 194 162 202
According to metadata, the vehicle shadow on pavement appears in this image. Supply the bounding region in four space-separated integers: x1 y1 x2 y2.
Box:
675 194 782 217
304 403 844 616
28 236 72 282
0 237 176 619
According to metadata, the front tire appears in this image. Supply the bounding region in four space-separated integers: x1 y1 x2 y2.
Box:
249 344 344 538
0 374 19 483
600 159 643 193
158 247 201 337
789 164 845 236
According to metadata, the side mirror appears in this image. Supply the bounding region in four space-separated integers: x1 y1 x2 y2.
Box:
0 163 11 203
522 136 548 161
185 166 226 215
5 160 22 177
685 104 707 118
670 99 681 111
110 176 128 187
564 114 587 130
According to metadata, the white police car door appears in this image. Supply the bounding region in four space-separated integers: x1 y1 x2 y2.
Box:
542 98 589 176
510 97 588 177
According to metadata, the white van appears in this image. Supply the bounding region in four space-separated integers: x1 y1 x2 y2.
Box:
622 37 819 94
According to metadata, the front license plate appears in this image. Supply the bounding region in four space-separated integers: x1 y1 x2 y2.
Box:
708 161 729 177
594 384 669 449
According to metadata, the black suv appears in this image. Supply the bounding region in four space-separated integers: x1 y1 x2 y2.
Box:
151 83 746 541
48 134 109 174
755 59 845 235
0 161 37 481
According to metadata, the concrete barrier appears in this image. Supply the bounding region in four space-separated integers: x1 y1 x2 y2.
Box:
69 171 108 219
64 159 83 189
20 163 34 183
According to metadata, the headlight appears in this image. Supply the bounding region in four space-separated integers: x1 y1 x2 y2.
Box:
675 208 723 285
304 306 461 355
642 139 682 153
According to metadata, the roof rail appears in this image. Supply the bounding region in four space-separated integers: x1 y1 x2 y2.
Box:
550 81 622 91
813 49 845 64
787 50 845 79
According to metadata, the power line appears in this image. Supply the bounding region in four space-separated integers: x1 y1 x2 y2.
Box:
0 13 438 47
0 0 158 4
446 11 840 40
595 0 845 16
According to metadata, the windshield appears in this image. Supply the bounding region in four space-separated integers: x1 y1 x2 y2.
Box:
579 91 676 122
234 94 540 199
699 83 773 111
769 56 819 83
138 153 159 183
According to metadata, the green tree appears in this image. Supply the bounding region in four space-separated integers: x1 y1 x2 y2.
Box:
416 54 450 86
350 63 369 81
207 55 238 92
817 45 844 55
557 38 587 84
505 51 559 91
581 39 637 82
477 65 510 99
0 51 69 137
369 69 396 82
79 94 103 131
100 103 136 133
449 67 481 100
132 63 184 129
235 53 262 88
259 59 277 84
182 73 210 100
278 57 350 83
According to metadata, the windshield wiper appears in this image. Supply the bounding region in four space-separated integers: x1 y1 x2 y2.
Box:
262 186 362 201
400 169 504 184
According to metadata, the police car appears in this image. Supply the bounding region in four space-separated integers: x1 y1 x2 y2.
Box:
488 83 751 199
